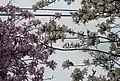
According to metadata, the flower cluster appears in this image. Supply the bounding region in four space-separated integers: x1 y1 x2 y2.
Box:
0 5 57 81
96 17 115 35
36 20 67 43
61 21 120 71
70 1 97 24
62 60 74 69
107 68 120 81
64 0 75 5
70 0 120 24
32 0 57 11
63 30 100 49
70 68 87 81
83 59 90 66
70 68 120 81
54 12 62 20
0 5 34 19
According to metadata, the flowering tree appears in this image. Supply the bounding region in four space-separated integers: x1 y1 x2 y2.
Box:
31 0 120 81
0 2 57 81
1 0 120 81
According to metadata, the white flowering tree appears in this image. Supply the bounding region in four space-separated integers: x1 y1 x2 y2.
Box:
31 0 120 81
0 0 120 81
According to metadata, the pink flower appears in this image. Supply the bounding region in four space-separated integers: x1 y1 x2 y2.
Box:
54 12 62 19
46 60 57 70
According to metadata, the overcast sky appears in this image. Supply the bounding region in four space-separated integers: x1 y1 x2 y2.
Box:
0 0 107 81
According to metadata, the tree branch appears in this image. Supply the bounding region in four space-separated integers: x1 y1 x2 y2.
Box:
40 42 120 57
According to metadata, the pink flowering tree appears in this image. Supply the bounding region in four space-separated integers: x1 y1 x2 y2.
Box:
0 2 58 81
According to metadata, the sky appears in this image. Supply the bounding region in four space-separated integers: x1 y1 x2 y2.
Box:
0 0 107 81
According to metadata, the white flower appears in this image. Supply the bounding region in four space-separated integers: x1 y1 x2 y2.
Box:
87 75 99 81
83 59 90 66
86 39 93 46
32 4 38 11
95 38 100 45
77 31 84 40
89 32 97 37
62 60 74 69
82 68 88 75
71 68 85 81
90 0 98 3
